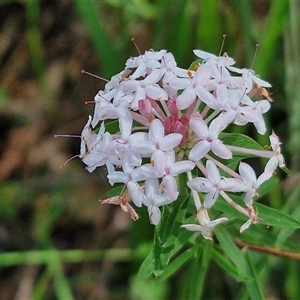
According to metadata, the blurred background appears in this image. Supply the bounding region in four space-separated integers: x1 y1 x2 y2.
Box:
0 0 299 299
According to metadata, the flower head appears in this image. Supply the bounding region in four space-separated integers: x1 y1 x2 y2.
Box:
59 46 284 240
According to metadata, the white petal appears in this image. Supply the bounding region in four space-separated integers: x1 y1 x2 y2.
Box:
240 219 252 233
211 140 232 159
253 118 267 135
190 117 208 139
195 86 216 107
204 189 219 208
169 77 190 90
264 156 277 174
131 62 146 78
149 119 164 142
161 175 178 201
176 87 196 110
209 116 226 138
239 162 257 184
197 66 212 80
127 180 144 207
107 171 128 185
151 149 166 177
170 161 195 176
193 49 215 60
181 224 203 232
148 205 161 225
257 171 272 186
244 190 255 207
187 178 213 192
206 160 221 184
189 140 211 161
159 133 182 151
141 164 157 178
145 178 159 200
252 75 271 88
220 178 248 192
145 85 167 101
143 69 162 85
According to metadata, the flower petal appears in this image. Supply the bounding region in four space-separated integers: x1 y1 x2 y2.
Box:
189 140 210 161
176 87 196 110
159 133 182 151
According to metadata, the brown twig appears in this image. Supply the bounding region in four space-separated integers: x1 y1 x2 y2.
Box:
235 240 300 260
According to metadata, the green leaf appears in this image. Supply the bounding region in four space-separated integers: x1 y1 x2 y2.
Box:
211 247 239 278
215 132 267 171
159 248 194 281
74 1 122 77
152 174 190 276
103 119 120 134
243 250 265 300
172 229 194 255
256 177 280 197
31 266 53 300
153 234 179 277
189 242 212 299
220 132 264 152
214 227 247 280
214 188 300 230
137 250 154 280
151 229 194 278
255 202 300 229
49 250 74 300
276 186 300 246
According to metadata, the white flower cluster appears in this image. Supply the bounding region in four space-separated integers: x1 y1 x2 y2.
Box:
79 48 285 240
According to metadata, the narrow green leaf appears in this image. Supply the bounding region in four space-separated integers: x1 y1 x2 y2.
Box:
254 0 289 77
214 227 247 280
48 250 74 300
153 235 180 277
153 229 164 277
103 119 120 134
255 202 300 229
215 191 300 230
243 251 265 300
150 228 193 278
172 229 194 255
256 177 280 197
197 0 223 53
276 186 300 246
234 0 258 62
31 265 52 300
137 250 154 280
211 247 239 278
0 249 134 267
74 1 122 77
26 1 46 79
189 242 211 299
159 248 194 281
285 259 300 299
